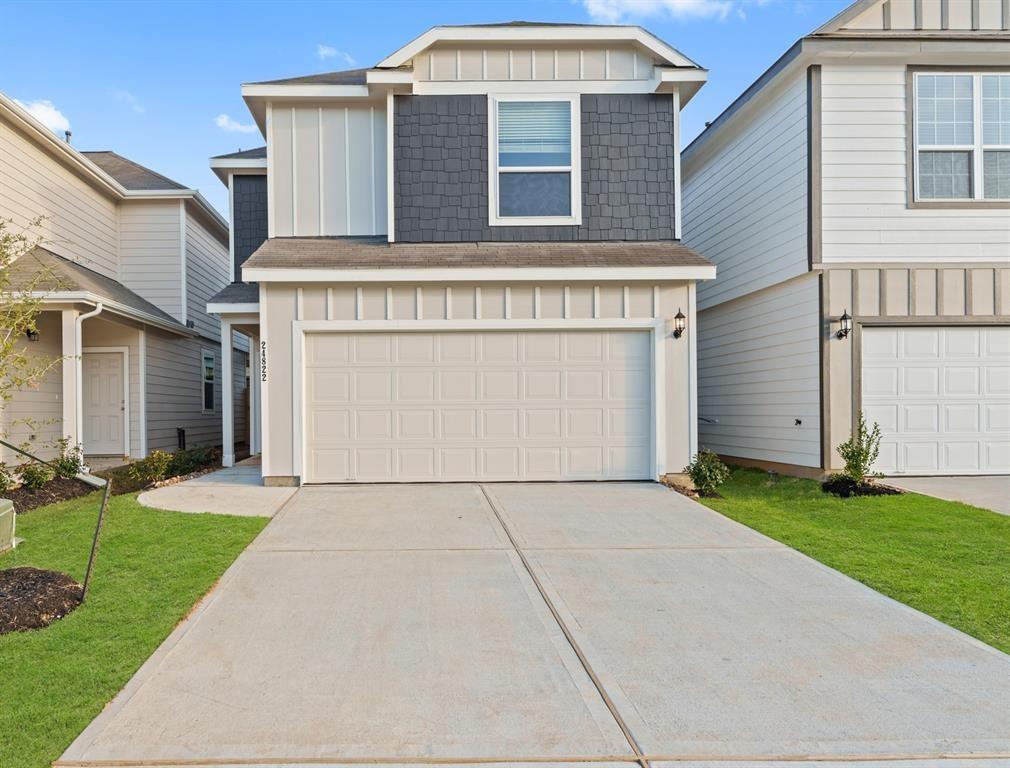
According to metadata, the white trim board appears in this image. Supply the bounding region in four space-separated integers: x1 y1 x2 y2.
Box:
289 317 667 484
81 346 130 457
243 265 717 283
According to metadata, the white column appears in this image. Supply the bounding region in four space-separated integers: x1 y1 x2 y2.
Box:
138 328 148 457
60 309 80 448
250 334 261 455
221 320 234 467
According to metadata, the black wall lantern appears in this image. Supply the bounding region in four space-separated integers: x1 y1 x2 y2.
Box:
25 329 39 342
672 309 686 339
836 309 852 339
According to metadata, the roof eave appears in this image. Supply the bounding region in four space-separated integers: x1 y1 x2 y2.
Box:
33 292 194 336
243 264 717 283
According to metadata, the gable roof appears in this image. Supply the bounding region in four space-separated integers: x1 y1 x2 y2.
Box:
81 151 188 191
250 68 369 87
211 147 267 160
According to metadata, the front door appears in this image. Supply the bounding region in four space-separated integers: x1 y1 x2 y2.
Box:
83 352 125 455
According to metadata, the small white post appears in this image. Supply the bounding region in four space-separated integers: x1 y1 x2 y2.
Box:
61 309 80 447
221 319 234 467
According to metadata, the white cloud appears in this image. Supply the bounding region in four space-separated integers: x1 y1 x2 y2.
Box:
214 113 258 134
114 89 144 114
583 0 734 22
14 98 71 135
316 44 356 66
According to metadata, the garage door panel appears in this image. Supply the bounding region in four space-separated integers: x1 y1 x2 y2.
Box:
862 326 1010 475
305 330 653 482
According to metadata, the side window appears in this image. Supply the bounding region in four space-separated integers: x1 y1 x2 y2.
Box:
489 96 581 226
201 350 215 412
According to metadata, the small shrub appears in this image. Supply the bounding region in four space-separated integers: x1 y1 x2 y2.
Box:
168 445 216 476
17 461 54 490
52 438 85 479
684 449 731 497
837 412 882 484
128 450 173 483
0 463 14 493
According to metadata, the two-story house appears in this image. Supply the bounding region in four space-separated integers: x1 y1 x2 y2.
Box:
208 23 714 485
683 0 1010 478
1 92 248 464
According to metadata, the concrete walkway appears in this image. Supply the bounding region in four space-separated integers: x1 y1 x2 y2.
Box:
61 482 1010 767
137 458 294 517
886 475 1010 516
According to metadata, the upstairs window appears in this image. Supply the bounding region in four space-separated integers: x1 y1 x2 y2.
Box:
489 96 581 226
914 72 1010 202
201 351 215 413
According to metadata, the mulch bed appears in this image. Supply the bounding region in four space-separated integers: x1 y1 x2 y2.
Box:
0 566 82 634
4 477 96 514
822 475 904 498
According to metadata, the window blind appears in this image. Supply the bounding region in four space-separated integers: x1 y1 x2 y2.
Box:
498 101 571 167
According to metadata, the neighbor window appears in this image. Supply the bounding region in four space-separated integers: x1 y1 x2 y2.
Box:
489 96 581 225
201 351 215 412
914 72 1010 201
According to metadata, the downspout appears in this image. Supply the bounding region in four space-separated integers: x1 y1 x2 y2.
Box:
75 302 104 448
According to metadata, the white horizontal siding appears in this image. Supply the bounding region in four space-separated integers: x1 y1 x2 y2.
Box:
682 70 809 310
119 200 183 321
0 117 118 278
697 273 821 468
820 64 1010 263
185 210 230 342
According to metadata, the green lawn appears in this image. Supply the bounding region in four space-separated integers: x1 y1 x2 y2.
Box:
0 492 267 768
700 468 1010 655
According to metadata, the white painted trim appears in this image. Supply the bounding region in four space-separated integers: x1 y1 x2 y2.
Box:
221 320 234 467
386 90 396 242
34 293 191 336
370 106 376 235
266 102 275 238
290 106 298 234
318 107 324 235
138 329 147 457
242 83 370 99
487 93 582 227
563 286 570 319
326 288 334 320
200 347 216 415
243 265 717 283
209 157 267 170
475 286 482 319
207 303 261 315
291 317 668 484
179 200 188 326
593 286 600 318
376 25 700 70
61 309 79 447
415 286 423 319
385 286 393 320
82 346 130 457
672 85 682 240
251 334 261 456
688 281 698 459
296 286 304 320
414 77 670 97
445 286 453 319
355 286 364 320
344 108 351 234
623 285 631 319
258 285 271 475
227 173 235 283
534 286 541 318
366 69 413 85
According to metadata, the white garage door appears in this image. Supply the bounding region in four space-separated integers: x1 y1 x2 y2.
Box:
303 330 653 482
862 326 1010 475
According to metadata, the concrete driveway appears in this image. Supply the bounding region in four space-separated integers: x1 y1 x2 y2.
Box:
886 475 1010 516
60 483 1010 767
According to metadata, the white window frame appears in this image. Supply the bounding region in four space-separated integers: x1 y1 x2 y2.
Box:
201 349 216 414
913 71 1010 202
488 94 582 226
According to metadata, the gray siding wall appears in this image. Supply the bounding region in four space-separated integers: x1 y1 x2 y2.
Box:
233 175 267 280
393 94 676 242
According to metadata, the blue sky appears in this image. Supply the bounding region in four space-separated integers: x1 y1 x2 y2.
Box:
2 0 849 216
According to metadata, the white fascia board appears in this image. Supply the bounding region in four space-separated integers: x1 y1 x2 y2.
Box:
377 25 701 70
207 303 261 315
366 69 414 85
243 265 717 283
33 293 194 336
209 157 267 170
416 77 664 96
241 83 371 99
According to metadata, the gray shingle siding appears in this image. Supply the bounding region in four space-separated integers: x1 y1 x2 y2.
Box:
233 175 267 279
393 94 676 242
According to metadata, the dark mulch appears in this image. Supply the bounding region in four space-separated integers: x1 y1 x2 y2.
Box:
4 477 95 514
0 566 83 634
822 475 904 498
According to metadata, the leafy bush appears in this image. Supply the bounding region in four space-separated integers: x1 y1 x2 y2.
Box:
0 463 14 493
17 461 54 490
684 449 731 497
837 412 882 484
128 450 173 483
168 446 216 476
52 438 85 479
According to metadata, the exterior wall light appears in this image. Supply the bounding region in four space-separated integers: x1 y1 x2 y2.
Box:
672 309 686 339
836 309 852 339
25 329 39 342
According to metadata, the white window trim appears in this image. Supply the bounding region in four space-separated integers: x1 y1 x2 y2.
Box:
201 348 216 414
487 94 582 226
913 71 1010 202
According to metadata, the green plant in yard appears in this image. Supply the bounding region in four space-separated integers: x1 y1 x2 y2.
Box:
168 445 217 476
17 461 53 490
0 463 14 493
52 438 85 479
128 450 173 484
684 449 731 496
837 412 882 484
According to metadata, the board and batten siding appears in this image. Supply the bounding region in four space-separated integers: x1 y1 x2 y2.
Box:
697 273 821 468
418 44 654 82
118 200 183 322
820 64 1010 263
0 116 119 279
185 209 230 342
270 103 387 238
681 70 809 310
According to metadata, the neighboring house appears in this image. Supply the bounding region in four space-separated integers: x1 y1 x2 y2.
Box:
682 0 1010 478
0 92 248 464
208 23 714 485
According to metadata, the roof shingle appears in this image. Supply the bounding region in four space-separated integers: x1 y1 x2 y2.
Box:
81 151 188 191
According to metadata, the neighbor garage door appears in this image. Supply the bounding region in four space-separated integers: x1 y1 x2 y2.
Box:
303 330 652 482
862 326 1010 475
